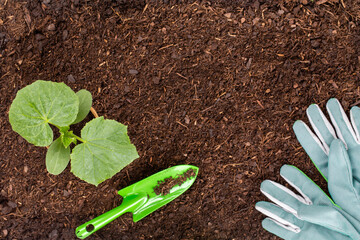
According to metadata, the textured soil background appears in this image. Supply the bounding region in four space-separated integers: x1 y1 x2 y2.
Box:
0 0 360 239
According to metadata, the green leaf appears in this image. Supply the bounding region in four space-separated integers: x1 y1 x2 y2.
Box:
46 137 71 175
72 89 92 124
9 80 79 146
70 117 139 186
59 126 77 148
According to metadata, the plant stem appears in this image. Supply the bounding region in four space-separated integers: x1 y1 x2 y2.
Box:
52 123 61 129
90 107 99 118
52 124 86 143
74 134 86 143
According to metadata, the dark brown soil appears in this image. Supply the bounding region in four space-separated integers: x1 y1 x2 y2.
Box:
154 168 196 195
0 0 359 239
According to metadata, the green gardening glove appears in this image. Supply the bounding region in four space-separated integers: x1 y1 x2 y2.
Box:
293 98 360 219
256 164 360 240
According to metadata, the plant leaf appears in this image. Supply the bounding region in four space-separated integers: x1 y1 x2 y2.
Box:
70 117 139 186
46 137 71 175
73 89 92 124
59 126 77 148
9 80 79 146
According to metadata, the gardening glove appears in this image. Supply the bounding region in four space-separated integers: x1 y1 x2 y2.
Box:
256 164 360 240
293 98 360 219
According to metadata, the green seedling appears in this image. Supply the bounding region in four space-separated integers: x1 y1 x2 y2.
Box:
9 80 139 186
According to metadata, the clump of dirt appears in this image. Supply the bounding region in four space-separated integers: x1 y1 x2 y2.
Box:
154 169 196 196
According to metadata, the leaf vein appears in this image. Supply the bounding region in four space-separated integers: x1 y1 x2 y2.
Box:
46 86 64 118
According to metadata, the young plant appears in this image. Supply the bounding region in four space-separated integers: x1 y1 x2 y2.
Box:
9 80 139 186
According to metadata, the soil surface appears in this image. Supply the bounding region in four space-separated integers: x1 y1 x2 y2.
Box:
1 0 360 239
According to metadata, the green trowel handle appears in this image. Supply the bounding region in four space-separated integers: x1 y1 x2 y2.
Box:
75 193 147 239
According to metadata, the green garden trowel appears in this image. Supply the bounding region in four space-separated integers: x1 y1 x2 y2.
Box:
75 165 199 239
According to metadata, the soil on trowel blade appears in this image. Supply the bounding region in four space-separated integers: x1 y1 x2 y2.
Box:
154 169 196 196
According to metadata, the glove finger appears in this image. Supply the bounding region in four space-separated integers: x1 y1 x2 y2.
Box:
327 98 359 148
256 201 301 233
307 104 336 151
280 165 333 206
260 180 304 216
293 120 329 179
349 106 360 183
260 204 355 240
350 106 360 140
262 218 297 240
328 140 360 218
298 205 360 240
348 149 360 187
261 218 298 240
